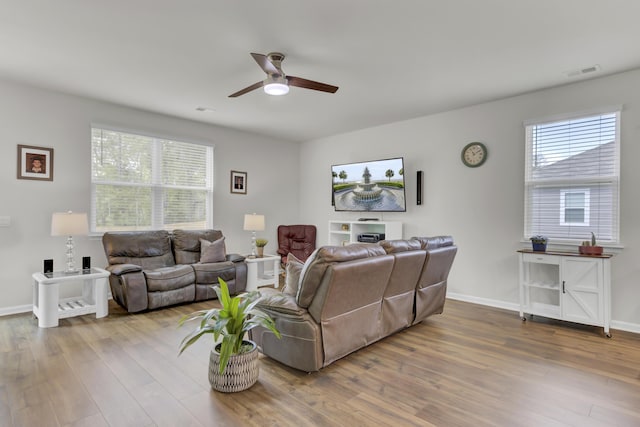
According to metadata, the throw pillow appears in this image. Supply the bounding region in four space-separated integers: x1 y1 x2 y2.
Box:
200 237 226 263
283 253 304 296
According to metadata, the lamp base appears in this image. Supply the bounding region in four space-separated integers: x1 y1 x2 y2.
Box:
64 236 77 273
250 231 257 257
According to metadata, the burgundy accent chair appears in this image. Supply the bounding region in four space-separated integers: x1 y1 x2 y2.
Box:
277 225 317 264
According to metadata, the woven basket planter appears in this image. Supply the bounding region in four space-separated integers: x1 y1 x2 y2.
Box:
209 340 259 393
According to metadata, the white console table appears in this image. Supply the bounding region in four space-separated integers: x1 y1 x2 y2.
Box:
518 249 612 337
245 254 280 292
32 268 110 328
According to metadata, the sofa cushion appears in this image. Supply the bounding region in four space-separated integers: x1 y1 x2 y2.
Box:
411 235 454 250
102 230 175 269
378 239 422 253
283 253 304 296
172 229 224 264
297 244 387 308
200 237 226 263
144 265 195 292
192 261 236 284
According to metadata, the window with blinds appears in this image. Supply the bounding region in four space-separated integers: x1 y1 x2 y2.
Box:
524 109 620 243
91 127 213 232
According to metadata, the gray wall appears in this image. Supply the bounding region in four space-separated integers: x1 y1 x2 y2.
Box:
300 69 640 332
0 78 300 313
3 69 639 333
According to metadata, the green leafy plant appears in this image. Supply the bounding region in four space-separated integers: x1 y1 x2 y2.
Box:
178 278 280 373
255 238 268 248
530 235 548 244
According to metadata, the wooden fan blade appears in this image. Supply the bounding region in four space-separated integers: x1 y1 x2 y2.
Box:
228 81 263 98
251 53 280 76
287 76 339 93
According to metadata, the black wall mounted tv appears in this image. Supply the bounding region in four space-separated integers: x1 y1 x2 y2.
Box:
331 157 406 212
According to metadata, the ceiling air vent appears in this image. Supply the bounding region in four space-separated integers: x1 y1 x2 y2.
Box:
565 64 601 78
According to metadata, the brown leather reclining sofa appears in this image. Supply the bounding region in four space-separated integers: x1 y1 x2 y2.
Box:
102 229 247 313
249 236 457 372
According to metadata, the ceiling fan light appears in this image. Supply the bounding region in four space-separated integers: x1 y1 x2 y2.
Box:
263 77 289 96
264 82 289 96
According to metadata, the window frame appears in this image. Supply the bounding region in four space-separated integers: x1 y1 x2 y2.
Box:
523 106 621 245
90 126 214 233
559 188 590 226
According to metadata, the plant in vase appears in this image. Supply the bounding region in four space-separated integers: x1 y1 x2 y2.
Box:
255 238 268 257
530 235 548 252
579 232 603 255
178 278 280 392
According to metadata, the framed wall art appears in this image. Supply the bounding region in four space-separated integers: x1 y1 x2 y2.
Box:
17 145 54 181
230 170 247 194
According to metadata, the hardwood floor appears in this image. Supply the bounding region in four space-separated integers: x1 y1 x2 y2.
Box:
1 299 639 427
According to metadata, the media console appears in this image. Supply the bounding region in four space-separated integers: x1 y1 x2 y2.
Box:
328 220 402 246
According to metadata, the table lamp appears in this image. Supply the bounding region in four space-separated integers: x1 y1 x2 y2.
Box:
243 213 265 257
51 211 89 273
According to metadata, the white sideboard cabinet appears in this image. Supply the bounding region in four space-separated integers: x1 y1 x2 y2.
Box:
328 220 402 246
518 249 612 337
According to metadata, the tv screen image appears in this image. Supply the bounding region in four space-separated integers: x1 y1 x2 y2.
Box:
331 157 406 212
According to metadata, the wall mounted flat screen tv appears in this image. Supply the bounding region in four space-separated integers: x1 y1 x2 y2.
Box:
332 157 406 212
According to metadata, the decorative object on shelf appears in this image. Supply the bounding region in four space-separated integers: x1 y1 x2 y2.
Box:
178 278 281 392
51 211 89 273
255 238 268 257
230 170 247 194
530 235 548 252
341 224 349 231
461 142 488 168
17 144 54 181
243 213 265 257
579 232 604 255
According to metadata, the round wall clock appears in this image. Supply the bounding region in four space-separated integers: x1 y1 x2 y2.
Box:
461 142 488 168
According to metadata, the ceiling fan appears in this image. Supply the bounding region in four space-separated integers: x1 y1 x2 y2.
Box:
229 52 339 98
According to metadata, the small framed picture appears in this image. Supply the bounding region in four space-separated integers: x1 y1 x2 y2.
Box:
230 170 247 194
17 145 54 181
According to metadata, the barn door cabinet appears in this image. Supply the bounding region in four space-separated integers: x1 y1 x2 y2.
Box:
517 249 612 337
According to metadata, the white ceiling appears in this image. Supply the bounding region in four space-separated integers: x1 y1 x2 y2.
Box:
2 1 640 142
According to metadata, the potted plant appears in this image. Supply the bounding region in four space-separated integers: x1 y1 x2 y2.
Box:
178 278 280 392
579 232 603 256
255 238 268 257
530 235 548 252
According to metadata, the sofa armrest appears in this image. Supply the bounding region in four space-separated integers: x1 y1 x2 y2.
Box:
227 253 246 263
107 263 143 276
257 289 307 317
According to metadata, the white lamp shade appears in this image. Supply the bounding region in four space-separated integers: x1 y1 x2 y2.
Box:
51 211 89 236
243 214 265 231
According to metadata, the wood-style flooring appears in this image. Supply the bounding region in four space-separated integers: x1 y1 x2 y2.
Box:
1 298 639 427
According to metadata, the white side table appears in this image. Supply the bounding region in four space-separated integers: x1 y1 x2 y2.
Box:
32 267 111 328
244 254 280 292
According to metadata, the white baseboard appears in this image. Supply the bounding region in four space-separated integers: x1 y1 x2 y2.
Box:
610 320 640 334
0 304 32 317
446 292 520 312
446 292 640 335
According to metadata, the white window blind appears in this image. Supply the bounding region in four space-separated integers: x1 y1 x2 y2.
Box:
91 127 213 232
524 109 620 243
